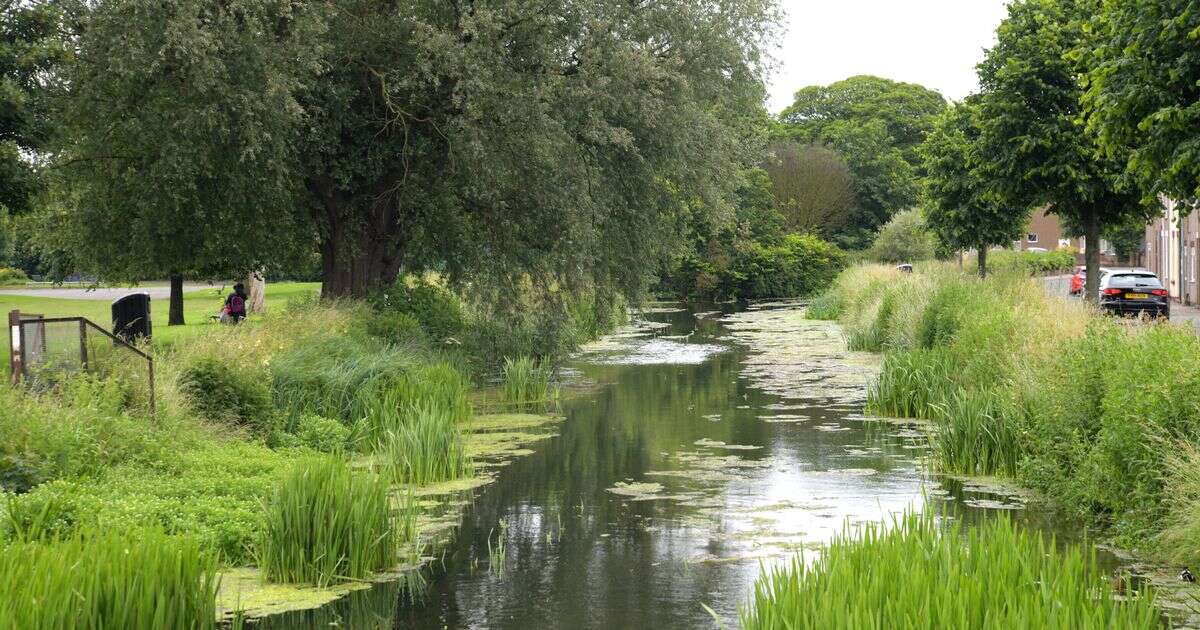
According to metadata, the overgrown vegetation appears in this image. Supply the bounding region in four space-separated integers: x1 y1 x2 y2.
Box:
828 263 1200 557
257 456 402 587
0 527 219 630
741 512 1158 629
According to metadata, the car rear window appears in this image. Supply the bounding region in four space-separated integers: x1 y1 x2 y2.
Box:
1108 273 1162 289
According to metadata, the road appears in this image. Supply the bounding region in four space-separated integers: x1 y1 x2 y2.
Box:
1043 274 1200 330
0 283 219 301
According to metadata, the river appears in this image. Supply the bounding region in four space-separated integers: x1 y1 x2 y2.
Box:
258 302 1144 629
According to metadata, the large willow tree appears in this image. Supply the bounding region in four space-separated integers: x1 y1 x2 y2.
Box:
51 0 779 301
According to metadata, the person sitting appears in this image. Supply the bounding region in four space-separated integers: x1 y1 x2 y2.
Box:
221 283 249 324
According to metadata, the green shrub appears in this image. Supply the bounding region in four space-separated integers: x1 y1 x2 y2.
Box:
295 414 351 453
733 233 847 299
372 277 465 340
867 208 936 263
0 267 28 285
740 512 1158 629
180 357 274 435
365 311 429 346
258 456 400 587
0 527 219 630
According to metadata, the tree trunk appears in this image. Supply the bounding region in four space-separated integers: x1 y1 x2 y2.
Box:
168 274 185 326
1084 210 1102 304
319 235 404 299
245 270 266 314
978 246 988 279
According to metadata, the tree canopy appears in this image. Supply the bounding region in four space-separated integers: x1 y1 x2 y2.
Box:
775 75 946 246
920 100 1027 277
1 0 65 217
46 0 780 303
1081 0 1200 203
975 0 1145 295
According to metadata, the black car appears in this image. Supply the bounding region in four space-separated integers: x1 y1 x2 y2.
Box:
1098 270 1170 319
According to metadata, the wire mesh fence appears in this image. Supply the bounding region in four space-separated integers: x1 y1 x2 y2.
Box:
8 311 155 416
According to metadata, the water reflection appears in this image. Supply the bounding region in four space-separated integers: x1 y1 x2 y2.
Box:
258 304 1091 630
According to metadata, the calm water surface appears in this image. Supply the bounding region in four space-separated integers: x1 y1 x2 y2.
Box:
263 303 1097 630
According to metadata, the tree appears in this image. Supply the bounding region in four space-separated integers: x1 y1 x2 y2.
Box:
762 142 855 235
47 0 319 324
975 0 1147 298
297 0 779 299
921 100 1027 277
776 76 945 246
1081 0 1200 203
1 0 66 217
868 209 936 264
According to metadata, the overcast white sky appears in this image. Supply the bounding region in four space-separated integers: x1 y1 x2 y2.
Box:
767 0 1012 112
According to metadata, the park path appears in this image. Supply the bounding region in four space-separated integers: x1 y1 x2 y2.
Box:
0 283 218 301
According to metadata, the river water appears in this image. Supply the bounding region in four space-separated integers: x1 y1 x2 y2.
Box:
262 302 1122 629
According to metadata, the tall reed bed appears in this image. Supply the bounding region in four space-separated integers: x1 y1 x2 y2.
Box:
257 456 402 587
0 528 218 629
372 401 473 486
740 512 1158 629
501 356 555 407
827 262 1200 556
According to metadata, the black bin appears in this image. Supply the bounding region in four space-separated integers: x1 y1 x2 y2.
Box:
112 293 152 343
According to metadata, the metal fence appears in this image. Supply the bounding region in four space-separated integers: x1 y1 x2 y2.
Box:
7 310 156 416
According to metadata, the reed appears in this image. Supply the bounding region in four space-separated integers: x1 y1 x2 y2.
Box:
257 456 400 587
929 388 1020 477
372 401 473 486
866 348 956 419
0 527 219 630
740 512 1159 629
488 519 509 578
501 356 555 407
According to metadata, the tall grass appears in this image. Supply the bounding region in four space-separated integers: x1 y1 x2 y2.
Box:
257 456 401 587
929 388 1019 477
740 512 1159 629
372 401 473 486
501 356 554 407
0 528 219 630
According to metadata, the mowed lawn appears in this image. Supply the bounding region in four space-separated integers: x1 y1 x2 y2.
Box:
1 282 321 369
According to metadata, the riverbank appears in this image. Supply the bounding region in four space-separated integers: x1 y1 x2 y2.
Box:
0 285 612 627
809 264 1200 571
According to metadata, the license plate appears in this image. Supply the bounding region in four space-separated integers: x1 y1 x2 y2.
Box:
1125 293 1149 300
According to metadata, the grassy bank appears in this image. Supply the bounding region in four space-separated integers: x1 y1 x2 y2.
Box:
741 512 1158 629
810 264 1200 561
0 276 615 625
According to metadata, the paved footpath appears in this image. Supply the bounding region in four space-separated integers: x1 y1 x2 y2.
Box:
0 283 218 301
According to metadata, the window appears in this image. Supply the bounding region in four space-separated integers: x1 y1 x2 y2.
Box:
1027 233 1039 243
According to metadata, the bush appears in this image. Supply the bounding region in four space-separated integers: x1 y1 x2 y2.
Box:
0 266 28 285
372 276 465 340
867 209 935 263
294 414 351 453
733 233 847 299
741 512 1158 629
0 528 219 630
180 357 274 435
365 311 428 346
257 456 400 587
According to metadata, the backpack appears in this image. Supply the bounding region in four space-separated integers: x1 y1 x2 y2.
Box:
230 294 245 314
